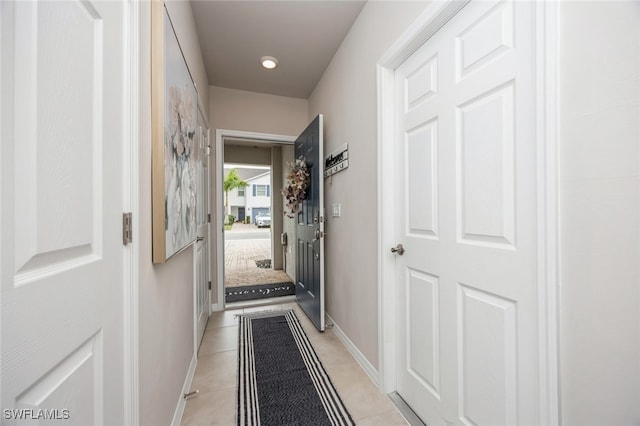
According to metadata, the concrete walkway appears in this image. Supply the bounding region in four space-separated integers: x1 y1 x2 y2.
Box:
224 223 292 288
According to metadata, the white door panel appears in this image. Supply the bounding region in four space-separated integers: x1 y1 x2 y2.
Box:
195 108 210 350
395 1 539 425
1 1 127 424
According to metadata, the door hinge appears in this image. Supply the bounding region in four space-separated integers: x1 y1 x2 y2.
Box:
123 212 133 245
207 213 211 223
208 281 211 290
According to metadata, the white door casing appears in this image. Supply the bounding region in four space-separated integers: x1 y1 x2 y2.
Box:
379 0 559 425
1 1 132 424
195 106 210 350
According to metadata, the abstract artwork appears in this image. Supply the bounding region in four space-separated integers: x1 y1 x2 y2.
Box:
152 2 197 263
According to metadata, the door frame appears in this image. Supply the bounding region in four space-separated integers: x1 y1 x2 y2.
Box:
376 0 560 423
124 0 140 424
213 129 295 312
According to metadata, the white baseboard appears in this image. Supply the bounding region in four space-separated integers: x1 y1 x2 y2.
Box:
171 353 197 426
326 313 380 387
210 303 222 312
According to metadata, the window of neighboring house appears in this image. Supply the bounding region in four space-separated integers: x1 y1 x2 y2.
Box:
237 187 245 197
253 184 270 197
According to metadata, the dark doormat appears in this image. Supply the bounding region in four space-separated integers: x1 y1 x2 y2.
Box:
226 282 295 303
237 310 355 426
255 259 271 269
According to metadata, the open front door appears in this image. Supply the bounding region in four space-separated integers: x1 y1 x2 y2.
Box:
295 115 325 331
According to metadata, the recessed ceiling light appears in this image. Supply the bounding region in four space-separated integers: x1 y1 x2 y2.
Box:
260 56 278 70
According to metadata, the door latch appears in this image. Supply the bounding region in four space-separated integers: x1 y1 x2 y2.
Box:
391 244 405 255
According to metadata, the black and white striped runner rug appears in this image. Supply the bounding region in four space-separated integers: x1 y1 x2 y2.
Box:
237 309 355 426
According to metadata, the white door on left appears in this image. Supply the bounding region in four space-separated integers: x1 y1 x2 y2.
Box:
195 107 210 351
1 1 128 424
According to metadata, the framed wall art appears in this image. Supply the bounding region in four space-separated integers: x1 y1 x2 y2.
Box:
152 0 198 263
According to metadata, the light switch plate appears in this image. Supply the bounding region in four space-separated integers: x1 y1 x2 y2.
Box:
332 203 341 218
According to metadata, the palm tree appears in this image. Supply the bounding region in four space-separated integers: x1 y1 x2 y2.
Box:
223 168 248 223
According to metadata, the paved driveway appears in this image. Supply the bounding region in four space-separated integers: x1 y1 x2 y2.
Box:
224 223 292 287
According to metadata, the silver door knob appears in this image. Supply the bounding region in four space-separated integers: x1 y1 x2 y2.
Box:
391 244 405 255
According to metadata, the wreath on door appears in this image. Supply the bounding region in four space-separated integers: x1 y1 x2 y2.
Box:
281 156 310 218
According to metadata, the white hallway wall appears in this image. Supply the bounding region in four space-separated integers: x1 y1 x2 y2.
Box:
208 86 309 305
209 86 308 136
308 0 431 370
138 1 209 424
558 2 640 424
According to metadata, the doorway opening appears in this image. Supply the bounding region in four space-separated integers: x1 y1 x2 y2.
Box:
223 162 292 303
215 131 297 308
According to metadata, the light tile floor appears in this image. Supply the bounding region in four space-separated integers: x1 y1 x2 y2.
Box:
180 302 409 426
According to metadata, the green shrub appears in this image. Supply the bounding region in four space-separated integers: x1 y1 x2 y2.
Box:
227 215 235 225
244 216 250 224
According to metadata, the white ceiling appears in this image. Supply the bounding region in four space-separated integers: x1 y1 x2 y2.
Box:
191 0 367 99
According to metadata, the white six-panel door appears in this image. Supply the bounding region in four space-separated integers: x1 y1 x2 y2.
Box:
1 1 128 424
394 1 539 424
195 108 210 350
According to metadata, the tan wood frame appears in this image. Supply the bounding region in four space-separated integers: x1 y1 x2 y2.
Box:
151 0 166 263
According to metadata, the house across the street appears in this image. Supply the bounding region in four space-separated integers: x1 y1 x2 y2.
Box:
225 165 271 224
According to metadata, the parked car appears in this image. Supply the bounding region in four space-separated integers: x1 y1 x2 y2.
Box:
255 214 271 228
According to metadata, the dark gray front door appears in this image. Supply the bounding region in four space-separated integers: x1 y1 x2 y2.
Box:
295 115 325 331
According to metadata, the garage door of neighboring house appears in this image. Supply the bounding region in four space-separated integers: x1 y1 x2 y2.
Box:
253 208 269 222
